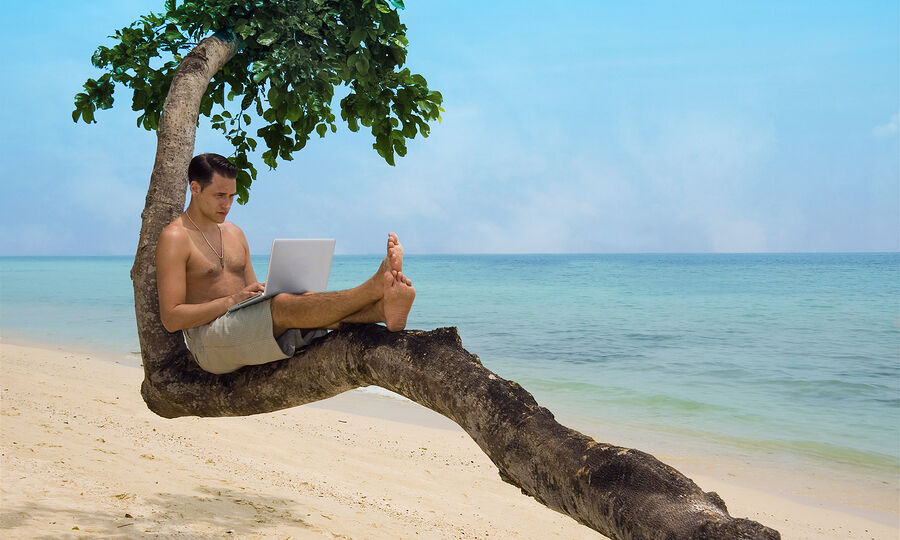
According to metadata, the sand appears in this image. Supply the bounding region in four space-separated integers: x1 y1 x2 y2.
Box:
1 341 897 539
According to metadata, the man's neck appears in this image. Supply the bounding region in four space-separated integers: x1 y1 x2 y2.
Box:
184 205 218 230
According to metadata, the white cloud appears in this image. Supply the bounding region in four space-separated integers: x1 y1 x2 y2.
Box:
872 113 899 138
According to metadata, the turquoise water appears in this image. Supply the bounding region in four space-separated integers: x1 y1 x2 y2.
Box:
1 253 898 473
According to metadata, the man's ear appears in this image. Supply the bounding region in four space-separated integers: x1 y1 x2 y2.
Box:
189 180 200 196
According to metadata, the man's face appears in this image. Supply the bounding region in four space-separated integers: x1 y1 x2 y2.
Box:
190 172 237 223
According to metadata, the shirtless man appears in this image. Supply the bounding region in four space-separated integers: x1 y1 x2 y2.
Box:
156 153 416 374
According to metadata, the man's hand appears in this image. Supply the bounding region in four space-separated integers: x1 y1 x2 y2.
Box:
230 282 265 305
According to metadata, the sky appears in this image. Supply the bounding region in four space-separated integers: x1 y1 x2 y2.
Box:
0 0 897 255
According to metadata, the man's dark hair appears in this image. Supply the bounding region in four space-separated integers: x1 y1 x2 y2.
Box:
188 153 237 188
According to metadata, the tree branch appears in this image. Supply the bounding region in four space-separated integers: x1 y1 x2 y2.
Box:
140 324 779 540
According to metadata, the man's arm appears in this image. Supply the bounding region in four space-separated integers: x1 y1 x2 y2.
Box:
155 225 259 332
234 225 259 286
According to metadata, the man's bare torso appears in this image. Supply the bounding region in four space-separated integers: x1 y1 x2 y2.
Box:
176 217 250 304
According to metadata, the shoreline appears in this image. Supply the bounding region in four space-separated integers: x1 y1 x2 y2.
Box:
1 340 898 538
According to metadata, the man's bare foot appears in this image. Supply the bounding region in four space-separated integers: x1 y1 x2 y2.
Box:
373 233 403 282
382 270 415 331
387 232 403 273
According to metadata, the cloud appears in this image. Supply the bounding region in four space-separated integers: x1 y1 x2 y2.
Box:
872 113 899 138
283 106 782 254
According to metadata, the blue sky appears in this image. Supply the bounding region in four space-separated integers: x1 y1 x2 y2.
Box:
0 0 897 255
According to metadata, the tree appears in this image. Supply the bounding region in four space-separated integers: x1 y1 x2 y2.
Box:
75 2 780 538
74 0 441 203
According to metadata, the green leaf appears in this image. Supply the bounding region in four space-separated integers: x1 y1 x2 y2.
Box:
356 55 369 75
316 124 326 137
235 23 252 38
236 184 249 205
267 85 280 105
350 27 366 46
257 31 276 46
213 84 225 105
262 149 277 168
199 96 213 116
240 92 255 111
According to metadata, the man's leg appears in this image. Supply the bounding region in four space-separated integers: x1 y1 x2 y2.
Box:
270 253 388 336
331 271 415 328
270 233 414 336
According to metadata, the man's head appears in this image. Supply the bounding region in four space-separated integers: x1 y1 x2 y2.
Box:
188 153 237 189
187 153 237 223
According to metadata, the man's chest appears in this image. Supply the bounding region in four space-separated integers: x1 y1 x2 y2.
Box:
185 232 245 278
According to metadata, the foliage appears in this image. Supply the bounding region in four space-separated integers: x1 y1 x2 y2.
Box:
73 0 442 203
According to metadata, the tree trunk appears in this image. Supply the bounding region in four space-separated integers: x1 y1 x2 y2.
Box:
132 35 781 540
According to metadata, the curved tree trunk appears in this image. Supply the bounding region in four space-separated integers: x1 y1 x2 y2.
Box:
132 35 780 540
132 35 240 373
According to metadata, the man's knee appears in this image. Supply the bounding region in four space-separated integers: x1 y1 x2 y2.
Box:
270 293 292 320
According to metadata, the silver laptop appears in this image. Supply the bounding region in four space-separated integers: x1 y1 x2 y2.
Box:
228 238 335 312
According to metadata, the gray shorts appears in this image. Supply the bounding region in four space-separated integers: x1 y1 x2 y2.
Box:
182 299 327 375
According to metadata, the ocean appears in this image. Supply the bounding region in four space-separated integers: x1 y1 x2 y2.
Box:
1 253 898 478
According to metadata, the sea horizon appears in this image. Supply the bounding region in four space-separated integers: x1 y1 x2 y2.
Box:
1 250 898 257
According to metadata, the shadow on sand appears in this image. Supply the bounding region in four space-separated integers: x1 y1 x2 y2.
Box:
0 484 322 538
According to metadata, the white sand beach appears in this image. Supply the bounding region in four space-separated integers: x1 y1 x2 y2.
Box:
1 341 897 539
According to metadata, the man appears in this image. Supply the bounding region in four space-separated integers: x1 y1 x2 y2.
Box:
156 153 416 374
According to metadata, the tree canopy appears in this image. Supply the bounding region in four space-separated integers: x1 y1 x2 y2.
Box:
73 0 442 203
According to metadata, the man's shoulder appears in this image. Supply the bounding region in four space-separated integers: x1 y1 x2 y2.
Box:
221 220 243 232
160 217 188 241
221 221 247 239
158 218 193 255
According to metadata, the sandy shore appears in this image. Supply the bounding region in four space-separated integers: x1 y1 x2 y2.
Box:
1 341 896 539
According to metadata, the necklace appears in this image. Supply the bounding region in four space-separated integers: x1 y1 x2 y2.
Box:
184 211 224 268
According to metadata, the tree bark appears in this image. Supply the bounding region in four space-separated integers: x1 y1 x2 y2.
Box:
132 35 781 540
